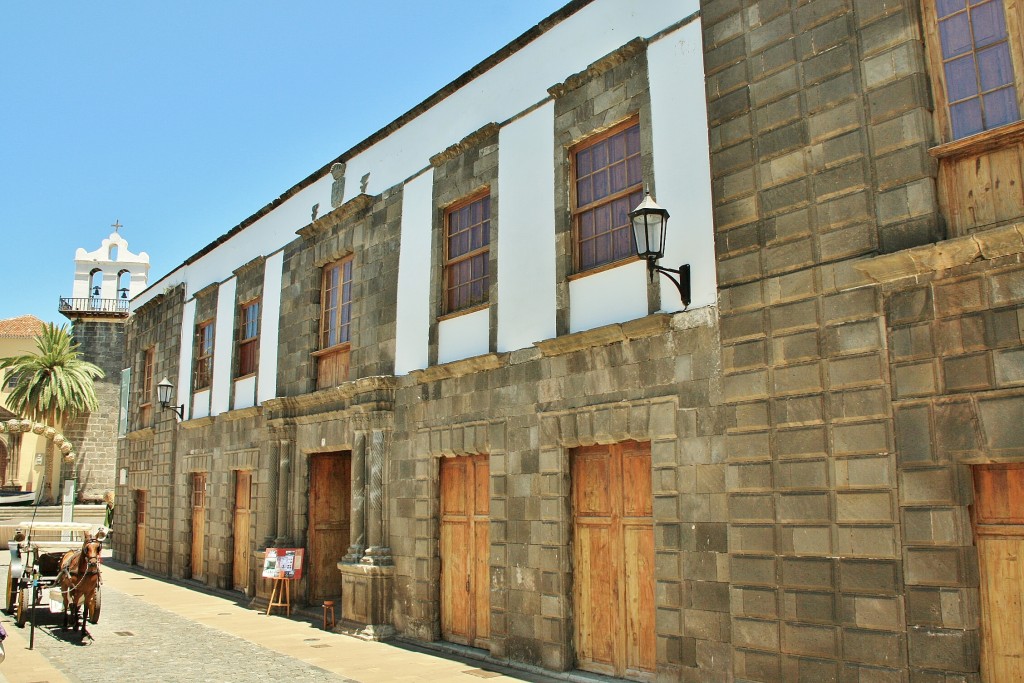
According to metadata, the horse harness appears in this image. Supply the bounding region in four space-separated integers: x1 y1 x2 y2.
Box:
57 541 103 595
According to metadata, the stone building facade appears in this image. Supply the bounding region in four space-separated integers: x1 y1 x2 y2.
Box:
114 1 1024 681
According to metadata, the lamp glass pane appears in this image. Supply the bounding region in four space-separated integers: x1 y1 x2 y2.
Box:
157 382 171 405
632 214 649 255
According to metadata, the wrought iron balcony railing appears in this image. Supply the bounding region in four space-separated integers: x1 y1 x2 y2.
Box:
58 297 130 316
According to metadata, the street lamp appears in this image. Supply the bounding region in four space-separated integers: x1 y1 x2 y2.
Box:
156 377 184 420
629 190 691 307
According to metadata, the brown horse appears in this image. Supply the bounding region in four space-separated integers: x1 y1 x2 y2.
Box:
57 533 103 632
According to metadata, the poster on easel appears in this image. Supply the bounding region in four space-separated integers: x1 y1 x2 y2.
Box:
262 548 304 580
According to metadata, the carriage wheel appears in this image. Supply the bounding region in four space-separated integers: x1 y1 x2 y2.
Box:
15 584 29 628
88 586 100 624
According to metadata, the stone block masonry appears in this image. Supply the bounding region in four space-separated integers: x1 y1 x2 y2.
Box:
63 319 128 501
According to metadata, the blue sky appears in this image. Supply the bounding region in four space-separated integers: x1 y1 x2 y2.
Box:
0 1 565 325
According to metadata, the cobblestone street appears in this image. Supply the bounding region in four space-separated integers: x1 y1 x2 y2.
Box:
0 560 559 683
4 579 350 682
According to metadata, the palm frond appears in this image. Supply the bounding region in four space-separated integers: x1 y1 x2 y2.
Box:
0 323 103 423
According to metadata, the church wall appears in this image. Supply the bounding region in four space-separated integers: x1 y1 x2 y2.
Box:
62 319 125 501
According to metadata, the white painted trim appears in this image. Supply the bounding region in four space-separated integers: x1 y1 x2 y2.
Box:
647 18 716 310
257 251 283 403
210 278 236 416
569 262 649 333
176 299 196 421
497 102 557 352
394 170 434 375
438 309 489 365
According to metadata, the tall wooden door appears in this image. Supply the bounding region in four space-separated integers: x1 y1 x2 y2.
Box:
572 441 655 681
974 464 1024 683
134 489 147 566
440 454 490 649
233 470 252 591
309 453 351 603
191 473 207 581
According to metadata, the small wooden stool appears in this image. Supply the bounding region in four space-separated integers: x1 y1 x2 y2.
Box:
322 600 335 630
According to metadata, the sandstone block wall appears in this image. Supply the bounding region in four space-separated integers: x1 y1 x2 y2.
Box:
113 285 184 573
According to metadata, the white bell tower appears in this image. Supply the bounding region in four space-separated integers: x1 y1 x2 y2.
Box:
67 222 150 312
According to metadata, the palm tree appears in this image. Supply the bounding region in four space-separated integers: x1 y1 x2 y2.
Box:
0 323 103 502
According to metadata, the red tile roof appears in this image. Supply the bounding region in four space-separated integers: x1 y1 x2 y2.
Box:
0 315 46 339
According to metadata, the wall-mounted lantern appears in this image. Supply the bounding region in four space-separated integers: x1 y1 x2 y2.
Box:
156 377 184 420
629 191 691 307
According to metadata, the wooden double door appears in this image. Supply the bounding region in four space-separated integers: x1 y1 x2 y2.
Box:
134 489 147 566
191 473 206 580
233 470 252 591
572 441 655 681
309 453 351 604
440 454 490 649
974 464 1024 683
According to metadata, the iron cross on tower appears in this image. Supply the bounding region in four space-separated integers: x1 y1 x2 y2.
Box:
111 219 122 232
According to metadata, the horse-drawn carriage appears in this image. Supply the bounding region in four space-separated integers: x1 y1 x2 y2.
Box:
5 521 108 630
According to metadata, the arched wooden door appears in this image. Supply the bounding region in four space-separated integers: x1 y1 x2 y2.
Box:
440 454 490 649
309 453 351 604
572 441 655 681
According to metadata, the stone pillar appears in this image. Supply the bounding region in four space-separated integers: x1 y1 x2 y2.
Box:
344 431 366 563
361 429 390 564
274 438 292 547
262 437 280 548
339 427 393 639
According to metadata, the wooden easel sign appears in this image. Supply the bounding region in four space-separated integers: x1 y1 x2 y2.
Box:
262 548 304 580
263 548 304 615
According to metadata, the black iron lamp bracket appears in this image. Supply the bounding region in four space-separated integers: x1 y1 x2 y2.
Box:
646 260 691 308
163 403 185 421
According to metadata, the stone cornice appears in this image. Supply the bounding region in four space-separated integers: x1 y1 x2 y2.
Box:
409 353 507 383
297 193 373 239
430 123 500 167
218 406 261 422
193 281 219 300
126 427 154 441
133 283 183 316
547 37 647 98
854 222 1024 285
179 416 215 430
535 313 671 356
232 255 265 278
263 375 397 421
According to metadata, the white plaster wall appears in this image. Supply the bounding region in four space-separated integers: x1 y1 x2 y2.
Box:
233 376 256 410
339 0 700 204
133 0 700 320
177 298 196 421
192 389 211 420
210 278 236 416
438 309 489 365
257 250 283 403
569 261 650 333
648 19 716 310
131 175 332 312
497 102 557 352
133 1 708 376
394 171 434 375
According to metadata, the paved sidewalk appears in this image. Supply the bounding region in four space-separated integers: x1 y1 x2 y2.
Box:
0 560 565 683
